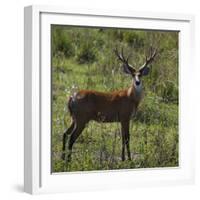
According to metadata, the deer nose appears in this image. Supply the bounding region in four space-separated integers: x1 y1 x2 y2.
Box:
135 81 140 86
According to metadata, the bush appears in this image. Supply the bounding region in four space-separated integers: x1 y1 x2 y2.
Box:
76 42 97 64
123 31 145 48
135 92 178 127
52 26 74 57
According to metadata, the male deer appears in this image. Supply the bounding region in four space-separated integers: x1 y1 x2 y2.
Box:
62 47 157 162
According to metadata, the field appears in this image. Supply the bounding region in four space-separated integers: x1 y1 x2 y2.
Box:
51 26 179 172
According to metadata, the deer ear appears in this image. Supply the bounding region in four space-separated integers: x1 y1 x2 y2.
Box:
123 64 135 75
140 66 150 76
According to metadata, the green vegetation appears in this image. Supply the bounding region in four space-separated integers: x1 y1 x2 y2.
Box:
51 25 179 172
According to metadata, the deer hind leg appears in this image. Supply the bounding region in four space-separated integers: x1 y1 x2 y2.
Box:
61 121 75 160
67 120 86 162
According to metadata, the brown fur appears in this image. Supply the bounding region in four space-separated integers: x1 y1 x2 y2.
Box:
70 86 142 123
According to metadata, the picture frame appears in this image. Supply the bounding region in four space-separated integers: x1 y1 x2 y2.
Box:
24 5 195 194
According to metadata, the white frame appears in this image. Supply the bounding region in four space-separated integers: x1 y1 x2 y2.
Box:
24 5 195 194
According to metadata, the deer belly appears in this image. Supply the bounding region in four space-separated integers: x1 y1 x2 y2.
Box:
94 111 120 122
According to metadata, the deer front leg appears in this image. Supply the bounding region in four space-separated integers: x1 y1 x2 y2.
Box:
125 131 131 160
121 133 125 161
121 120 130 161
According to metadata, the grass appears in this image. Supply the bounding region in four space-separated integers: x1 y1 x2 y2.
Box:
51 26 178 172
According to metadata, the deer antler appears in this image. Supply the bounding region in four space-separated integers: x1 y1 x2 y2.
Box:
114 48 135 74
114 48 130 65
138 46 157 76
140 46 157 70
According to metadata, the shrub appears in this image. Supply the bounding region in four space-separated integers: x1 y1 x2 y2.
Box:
52 26 74 57
76 42 97 64
123 31 145 48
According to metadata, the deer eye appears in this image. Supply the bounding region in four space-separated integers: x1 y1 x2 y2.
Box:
132 73 136 77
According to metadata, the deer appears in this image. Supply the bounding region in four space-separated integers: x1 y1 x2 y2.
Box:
61 47 157 162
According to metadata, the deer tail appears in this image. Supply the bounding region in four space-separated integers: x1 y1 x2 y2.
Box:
68 96 74 116
68 94 79 116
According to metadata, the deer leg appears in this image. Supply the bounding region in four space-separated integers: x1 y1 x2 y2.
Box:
121 133 126 161
121 122 126 161
125 131 131 161
121 121 130 161
67 122 86 162
61 121 75 160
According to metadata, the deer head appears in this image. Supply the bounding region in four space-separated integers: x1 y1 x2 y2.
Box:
115 47 157 88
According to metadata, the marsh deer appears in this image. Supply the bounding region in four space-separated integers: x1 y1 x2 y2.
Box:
62 47 157 162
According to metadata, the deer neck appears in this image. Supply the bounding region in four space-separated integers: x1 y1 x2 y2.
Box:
127 82 143 101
